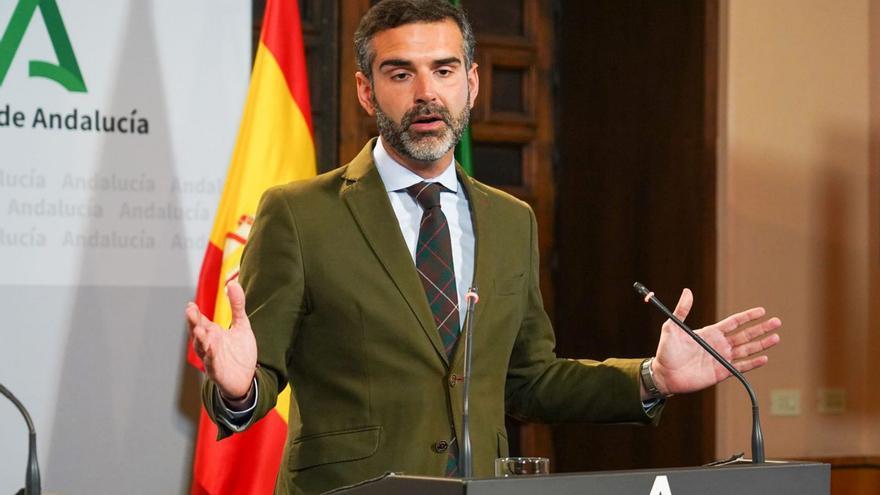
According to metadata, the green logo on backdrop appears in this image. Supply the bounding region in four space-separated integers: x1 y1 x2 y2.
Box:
0 0 87 92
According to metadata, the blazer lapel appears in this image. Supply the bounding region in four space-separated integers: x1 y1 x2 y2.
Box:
453 167 493 368
341 140 449 365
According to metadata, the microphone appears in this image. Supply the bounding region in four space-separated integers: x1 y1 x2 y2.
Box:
632 282 765 464
460 287 479 478
0 382 41 494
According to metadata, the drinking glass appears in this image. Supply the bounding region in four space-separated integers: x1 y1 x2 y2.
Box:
494 457 550 477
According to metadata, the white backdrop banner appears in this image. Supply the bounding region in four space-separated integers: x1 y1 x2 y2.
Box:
0 2 249 494
0 0 248 287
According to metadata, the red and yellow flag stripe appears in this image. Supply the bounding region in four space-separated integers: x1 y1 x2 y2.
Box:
189 0 315 493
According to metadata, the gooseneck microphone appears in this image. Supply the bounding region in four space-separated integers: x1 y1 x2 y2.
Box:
633 282 765 464
460 287 479 478
0 382 41 494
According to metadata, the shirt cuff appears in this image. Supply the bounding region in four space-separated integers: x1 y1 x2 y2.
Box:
642 397 664 413
215 377 258 432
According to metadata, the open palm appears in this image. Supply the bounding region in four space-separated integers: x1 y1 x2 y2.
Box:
652 289 781 395
186 281 257 399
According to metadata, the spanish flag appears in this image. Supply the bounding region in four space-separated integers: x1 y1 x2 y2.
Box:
188 0 315 493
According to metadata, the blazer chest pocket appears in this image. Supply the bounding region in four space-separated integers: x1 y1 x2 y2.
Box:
288 425 382 471
494 273 524 295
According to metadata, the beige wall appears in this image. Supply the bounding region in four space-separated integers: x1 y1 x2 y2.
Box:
717 0 878 459
869 0 880 458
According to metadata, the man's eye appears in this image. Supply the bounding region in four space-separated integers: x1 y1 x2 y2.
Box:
437 69 453 77
391 73 410 81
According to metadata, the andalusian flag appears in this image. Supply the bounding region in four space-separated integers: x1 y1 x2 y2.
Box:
454 121 473 176
188 0 315 493
449 0 472 176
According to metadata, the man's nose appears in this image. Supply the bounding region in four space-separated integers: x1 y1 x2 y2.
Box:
413 73 437 104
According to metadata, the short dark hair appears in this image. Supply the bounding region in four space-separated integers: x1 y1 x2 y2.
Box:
354 0 476 79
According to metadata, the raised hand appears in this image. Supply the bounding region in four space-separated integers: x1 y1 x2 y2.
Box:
186 280 258 400
650 289 782 396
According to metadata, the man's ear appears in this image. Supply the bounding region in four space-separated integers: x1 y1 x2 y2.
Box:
467 62 479 109
355 71 376 117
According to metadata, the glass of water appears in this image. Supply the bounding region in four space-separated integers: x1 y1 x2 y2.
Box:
494 457 550 477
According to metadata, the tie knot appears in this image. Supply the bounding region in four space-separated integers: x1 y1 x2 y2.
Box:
405 181 444 210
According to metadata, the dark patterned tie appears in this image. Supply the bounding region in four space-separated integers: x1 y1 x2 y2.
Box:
405 181 461 476
406 181 461 356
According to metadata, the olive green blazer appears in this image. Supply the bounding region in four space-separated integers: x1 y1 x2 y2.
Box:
203 139 657 495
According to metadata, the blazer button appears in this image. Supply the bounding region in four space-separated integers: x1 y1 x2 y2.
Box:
449 374 457 387
433 440 449 453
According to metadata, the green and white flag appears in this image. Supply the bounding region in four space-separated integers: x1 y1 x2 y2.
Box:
450 0 473 176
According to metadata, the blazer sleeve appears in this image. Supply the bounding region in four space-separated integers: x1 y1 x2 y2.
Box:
203 185 307 439
503 207 662 425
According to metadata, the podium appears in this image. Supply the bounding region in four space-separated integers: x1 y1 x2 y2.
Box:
328 461 829 495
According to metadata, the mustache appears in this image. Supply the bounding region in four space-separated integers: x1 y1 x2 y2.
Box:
401 103 452 129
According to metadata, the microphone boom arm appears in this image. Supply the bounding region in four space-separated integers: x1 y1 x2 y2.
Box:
0 382 41 494
460 288 479 478
633 282 765 464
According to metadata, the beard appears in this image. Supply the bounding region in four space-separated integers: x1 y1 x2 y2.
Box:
373 94 470 163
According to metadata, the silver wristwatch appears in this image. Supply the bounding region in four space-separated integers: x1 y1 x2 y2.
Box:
640 357 665 399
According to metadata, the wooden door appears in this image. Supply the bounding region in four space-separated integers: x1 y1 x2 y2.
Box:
552 0 718 470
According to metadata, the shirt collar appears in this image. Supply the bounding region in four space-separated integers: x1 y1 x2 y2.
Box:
373 136 459 193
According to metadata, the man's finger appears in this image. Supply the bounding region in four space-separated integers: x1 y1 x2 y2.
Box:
671 288 693 322
192 324 210 358
185 302 201 331
728 317 782 346
717 307 766 334
227 280 248 328
731 333 780 360
733 354 769 373
188 303 217 334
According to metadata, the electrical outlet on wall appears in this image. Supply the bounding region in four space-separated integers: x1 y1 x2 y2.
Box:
770 389 801 416
817 388 846 414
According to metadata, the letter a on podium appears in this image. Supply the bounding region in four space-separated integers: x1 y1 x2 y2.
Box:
650 475 672 495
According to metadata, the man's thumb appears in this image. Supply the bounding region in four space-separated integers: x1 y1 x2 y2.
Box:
227 280 248 327
672 288 693 322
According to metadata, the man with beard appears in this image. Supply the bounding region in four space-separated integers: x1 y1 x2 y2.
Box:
186 1 781 494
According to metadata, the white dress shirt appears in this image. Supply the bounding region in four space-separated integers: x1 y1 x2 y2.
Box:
372 136 476 328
